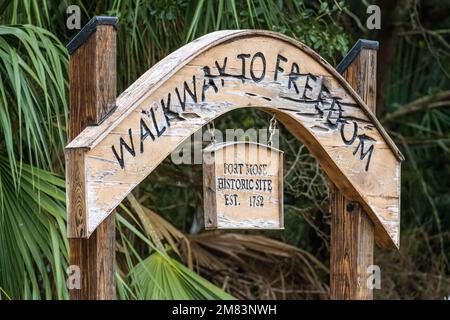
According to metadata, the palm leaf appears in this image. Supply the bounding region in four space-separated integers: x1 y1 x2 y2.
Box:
0 24 68 180
115 211 234 300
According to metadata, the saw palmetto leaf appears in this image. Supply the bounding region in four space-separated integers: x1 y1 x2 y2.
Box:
0 24 68 180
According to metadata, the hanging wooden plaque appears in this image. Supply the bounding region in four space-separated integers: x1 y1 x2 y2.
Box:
203 142 284 229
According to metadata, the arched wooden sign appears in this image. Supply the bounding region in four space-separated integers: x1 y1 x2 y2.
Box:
66 30 403 248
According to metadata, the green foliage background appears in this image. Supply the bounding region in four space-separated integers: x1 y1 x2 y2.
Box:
0 0 449 299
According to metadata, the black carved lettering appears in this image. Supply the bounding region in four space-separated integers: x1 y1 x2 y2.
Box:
175 75 197 111
160 93 171 127
288 62 300 94
250 52 266 82
340 120 358 145
353 134 375 171
326 100 342 128
150 106 166 137
303 74 323 100
202 66 218 101
237 53 251 83
274 54 287 81
139 118 155 153
215 57 228 76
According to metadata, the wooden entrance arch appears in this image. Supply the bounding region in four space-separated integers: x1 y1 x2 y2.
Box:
66 16 403 300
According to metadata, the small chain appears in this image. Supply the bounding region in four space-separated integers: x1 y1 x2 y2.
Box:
207 121 217 144
268 114 277 147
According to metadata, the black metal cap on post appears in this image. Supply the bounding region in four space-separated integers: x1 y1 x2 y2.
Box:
336 39 379 74
66 16 119 55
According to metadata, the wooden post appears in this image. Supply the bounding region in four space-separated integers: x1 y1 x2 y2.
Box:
66 16 118 300
66 31 401 250
330 40 378 300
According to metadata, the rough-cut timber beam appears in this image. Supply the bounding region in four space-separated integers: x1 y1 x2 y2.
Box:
66 16 117 300
331 38 381 300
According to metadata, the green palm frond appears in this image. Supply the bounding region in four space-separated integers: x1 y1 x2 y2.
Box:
0 21 69 300
0 24 68 181
129 251 235 300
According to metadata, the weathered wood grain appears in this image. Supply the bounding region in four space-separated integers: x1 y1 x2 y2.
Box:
330 188 374 299
66 30 403 249
330 43 379 300
67 19 117 300
66 148 87 237
69 25 117 134
203 150 218 229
